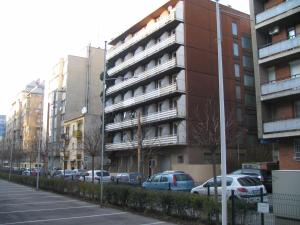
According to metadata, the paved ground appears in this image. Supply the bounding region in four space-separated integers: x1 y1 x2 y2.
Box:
0 179 175 225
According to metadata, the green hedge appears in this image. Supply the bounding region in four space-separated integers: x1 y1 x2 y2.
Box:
0 172 219 223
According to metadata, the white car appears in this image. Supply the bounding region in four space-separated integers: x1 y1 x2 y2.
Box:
191 175 268 203
79 170 111 183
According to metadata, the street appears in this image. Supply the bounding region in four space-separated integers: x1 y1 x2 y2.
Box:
0 179 175 225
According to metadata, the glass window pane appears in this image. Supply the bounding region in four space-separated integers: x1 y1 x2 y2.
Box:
295 101 300 118
232 22 238 36
242 36 251 49
244 74 254 87
233 43 239 56
234 64 240 78
267 67 275 82
243 55 253 68
245 94 256 106
235 86 241 99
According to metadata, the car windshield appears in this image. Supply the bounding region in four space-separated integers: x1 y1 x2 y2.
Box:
174 173 193 181
96 171 109 177
238 176 262 186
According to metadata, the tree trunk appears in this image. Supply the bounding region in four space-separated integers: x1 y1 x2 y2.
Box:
92 156 94 183
211 147 220 225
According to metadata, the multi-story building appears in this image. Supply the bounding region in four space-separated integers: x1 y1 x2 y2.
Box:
45 45 104 170
250 0 300 169
105 0 257 181
0 115 6 140
6 80 44 168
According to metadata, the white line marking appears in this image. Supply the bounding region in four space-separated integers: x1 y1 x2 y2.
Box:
0 212 127 225
2 200 78 206
0 205 97 214
139 222 165 225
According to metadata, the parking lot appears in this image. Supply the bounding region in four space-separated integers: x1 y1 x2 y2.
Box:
0 179 175 225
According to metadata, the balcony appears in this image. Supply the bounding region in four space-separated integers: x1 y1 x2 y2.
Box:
259 35 300 63
261 75 300 101
256 1 300 25
106 135 184 151
105 83 183 113
107 12 178 60
106 109 183 132
107 35 178 77
107 58 179 96
263 117 300 138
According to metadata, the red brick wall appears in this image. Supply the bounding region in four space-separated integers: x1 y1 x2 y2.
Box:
273 102 294 120
275 63 290 81
264 0 284 10
272 29 286 43
279 140 300 169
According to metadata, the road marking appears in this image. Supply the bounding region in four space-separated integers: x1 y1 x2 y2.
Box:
0 205 97 214
139 222 165 225
2 200 78 206
0 212 127 225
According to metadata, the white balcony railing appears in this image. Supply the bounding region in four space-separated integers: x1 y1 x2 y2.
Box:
107 35 177 76
106 135 181 151
264 118 300 134
107 12 176 60
106 109 180 132
105 83 180 113
106 58 177 96
261 75 300 97
256 0 300 24
259 36 300 59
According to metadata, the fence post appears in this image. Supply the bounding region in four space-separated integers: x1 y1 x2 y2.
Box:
260 187 265 225
84 175 85 182
231 190 236 225
207 186 211 224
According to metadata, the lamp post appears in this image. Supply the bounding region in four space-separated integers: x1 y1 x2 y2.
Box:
216 0 227 224
36 135 41 190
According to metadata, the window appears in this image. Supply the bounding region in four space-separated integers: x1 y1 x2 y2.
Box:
290 59 300 78
161 176 168 182
294 139 300 160
233 43 239 57
244 74 255 87
245 94 256 106
236 107 242 122
234 64 240 78
232 22 238 36
267 67 275 82
241 36 251 49
177 155 184 163
153 175 161 182
243 55 253 68
158 127 163 136
294 101 300 118
247 134 257 147
235 85 241 99
157 102 163 112
287 26 296 39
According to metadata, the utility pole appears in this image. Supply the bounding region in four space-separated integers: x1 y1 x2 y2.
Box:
36 135 41 190
216 1 227 224
50 91 57 172
100 41 107 207
137 111 142 175
45 103 50 173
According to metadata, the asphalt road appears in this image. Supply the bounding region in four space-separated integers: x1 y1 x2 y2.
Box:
0 179 175 225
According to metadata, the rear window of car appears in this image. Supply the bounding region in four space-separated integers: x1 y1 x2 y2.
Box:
174 173 193 181
238 177 262 186
96 172 109 177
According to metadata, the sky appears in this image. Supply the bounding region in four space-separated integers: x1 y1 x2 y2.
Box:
0 0 249 116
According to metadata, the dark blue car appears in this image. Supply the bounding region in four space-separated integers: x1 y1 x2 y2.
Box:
142 171 194 191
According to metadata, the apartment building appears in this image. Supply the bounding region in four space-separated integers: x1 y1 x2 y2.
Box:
45 46 104 170
105 0 257 181
0 115 6 141
6 80 44 168
250 0 300 169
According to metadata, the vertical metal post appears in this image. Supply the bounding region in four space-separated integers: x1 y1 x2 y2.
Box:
231 190 236 225
100 41 107 206
137 112 142 174
50 91 57 172
36 137 41 190
9 137 14 181
260 187 265 225
216 1 227 224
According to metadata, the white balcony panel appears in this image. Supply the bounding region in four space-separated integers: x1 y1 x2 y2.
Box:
107 12 176 60
106 135 183 151
259 36 300 59
256 1 300 24
105 84 180 113
107 35 177 76
264 118 300 134
107 59 177 95
261 76 300 99
106 109 180 131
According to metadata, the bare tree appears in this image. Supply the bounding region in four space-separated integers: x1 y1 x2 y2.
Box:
83 126 102 183
191 97 236 221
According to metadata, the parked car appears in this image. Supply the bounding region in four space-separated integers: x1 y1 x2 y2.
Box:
79 170 111 183
191 175 268 203
73 169 88 181
230 168 272 193
22 168 31 176
142 171 194 191
113 172 142 185
54 169 77 180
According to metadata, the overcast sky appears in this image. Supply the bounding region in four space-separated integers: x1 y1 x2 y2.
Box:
0 0 249 116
